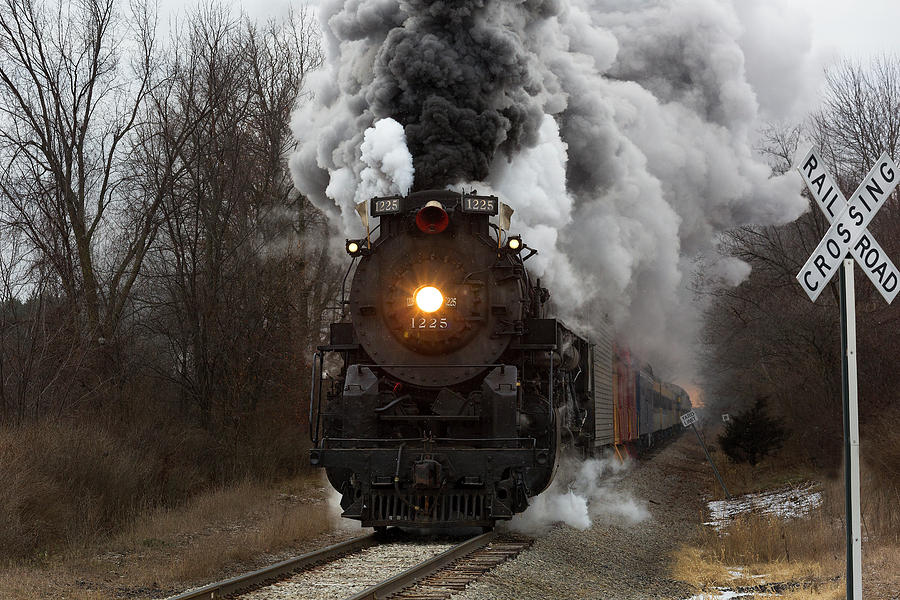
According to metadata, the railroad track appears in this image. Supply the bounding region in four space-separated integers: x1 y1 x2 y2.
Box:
166 530 530 600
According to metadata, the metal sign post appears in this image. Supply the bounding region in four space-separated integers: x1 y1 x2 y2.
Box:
840 259 863 599
794 148 898 600
681 410 731 500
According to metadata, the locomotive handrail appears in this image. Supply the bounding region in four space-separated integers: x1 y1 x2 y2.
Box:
339 256 357 315
308 352 317 442
549 355 554 418
309 350 325 444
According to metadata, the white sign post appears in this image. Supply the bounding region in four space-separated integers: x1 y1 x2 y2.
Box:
795 148 899 600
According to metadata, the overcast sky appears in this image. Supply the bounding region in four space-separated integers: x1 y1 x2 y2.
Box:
155 0 898 122
158 0 899 61
792 0 898 60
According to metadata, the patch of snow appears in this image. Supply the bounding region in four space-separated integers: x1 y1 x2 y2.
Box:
705 483 823 530
684 588 776 600
727 567 769 582
683 590 754 600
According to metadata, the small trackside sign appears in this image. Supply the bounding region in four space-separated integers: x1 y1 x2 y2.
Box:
680 410 697 428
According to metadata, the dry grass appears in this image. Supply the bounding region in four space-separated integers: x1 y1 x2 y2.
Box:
697 511 844 565
671 546 732 589
0 474 336 600
108 474 333 587
673 459 900 599
0 421 174 559
683 589 845 600
0 564 112 600
864 544 900 599
148 480 333 583
0 412 315 563
775 584 845 600
696 433 820 501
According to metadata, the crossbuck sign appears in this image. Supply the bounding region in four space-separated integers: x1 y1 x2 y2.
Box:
794 147 899 600
797 148 899 301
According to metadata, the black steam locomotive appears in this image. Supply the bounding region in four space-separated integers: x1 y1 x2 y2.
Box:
308 189 685 530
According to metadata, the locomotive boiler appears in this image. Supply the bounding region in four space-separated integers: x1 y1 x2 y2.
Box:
308 189 687 530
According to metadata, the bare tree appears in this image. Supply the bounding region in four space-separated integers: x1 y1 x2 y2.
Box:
811 57 900 188
136 4 333 429
702 56 900 466
0 0 190 342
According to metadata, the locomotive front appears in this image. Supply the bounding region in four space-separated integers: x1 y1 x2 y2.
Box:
309 190 563 529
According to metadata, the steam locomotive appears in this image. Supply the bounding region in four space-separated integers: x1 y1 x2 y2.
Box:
308 190 688 530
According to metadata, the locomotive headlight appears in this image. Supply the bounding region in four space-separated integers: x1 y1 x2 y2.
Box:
507 236 521 251
414 286 443 313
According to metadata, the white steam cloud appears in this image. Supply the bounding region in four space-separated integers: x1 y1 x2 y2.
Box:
357 118 415 203
507 455 649 534
328 486 362 532
290 0 816 373
322 117 414 235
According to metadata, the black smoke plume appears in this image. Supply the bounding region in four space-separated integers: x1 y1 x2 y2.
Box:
290 0 813 376
369 0 549 189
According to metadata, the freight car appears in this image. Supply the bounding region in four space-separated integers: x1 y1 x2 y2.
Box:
308 190 688 530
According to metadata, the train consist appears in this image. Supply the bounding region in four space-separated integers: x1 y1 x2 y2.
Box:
309 190 689 529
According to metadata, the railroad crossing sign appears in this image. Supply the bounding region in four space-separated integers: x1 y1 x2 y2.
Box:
796 149 899 301
794 147 899 600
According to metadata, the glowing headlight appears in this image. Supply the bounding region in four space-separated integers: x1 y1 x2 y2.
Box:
414 286 443 313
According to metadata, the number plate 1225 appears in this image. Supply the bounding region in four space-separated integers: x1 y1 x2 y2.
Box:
371 197 401 216
410 317 449 329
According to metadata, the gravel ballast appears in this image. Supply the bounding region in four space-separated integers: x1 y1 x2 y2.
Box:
242 540 455 600
452 432 711 600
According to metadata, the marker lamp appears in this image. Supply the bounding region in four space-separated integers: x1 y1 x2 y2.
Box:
505 235 522 253
346 239 364 257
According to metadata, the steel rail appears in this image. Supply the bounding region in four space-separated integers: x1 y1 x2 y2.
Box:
345 531 496 600
165 533 381 600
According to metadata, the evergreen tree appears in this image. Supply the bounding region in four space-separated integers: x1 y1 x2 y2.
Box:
718 397 786 465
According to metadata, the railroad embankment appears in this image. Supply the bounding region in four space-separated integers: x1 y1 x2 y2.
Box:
2 425 897 599
0 415 337 600
453 431 898 600
0 470 345 600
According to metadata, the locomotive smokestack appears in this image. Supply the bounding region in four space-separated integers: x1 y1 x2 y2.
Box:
371 1 546 191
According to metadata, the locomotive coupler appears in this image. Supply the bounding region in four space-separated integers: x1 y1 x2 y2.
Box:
412 458 443 489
